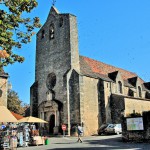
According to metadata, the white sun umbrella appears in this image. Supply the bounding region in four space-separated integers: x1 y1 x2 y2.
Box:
0 106 18 122
19 116 48 123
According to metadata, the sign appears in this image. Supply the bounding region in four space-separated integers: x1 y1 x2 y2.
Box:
62 124 66 131
126 117 144 131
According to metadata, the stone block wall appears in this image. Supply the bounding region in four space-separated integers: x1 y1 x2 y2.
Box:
30 81 38 117
0 75 8 107
79 75 99 136
103 81 112 123
110 94 150 124
69 70 80 124
35 13 71 105
124 98 150 116
110 94 125 123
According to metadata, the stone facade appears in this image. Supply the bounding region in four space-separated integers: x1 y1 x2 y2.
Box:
30 6 150 136
124 98 150 116
79 75 99 136
0 71 8 107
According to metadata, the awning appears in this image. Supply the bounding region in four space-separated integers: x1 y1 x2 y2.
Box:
19 116 48 123
0 106 18 122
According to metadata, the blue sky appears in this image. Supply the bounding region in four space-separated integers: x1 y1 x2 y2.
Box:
4 0 150 104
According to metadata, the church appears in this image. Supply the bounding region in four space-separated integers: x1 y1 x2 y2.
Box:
30 6 150 136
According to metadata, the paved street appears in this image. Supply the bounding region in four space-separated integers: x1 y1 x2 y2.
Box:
17 135 150 150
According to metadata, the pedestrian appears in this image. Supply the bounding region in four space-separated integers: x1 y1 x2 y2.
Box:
76 124 83 143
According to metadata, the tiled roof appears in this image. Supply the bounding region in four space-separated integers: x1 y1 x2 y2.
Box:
11 111 24 120
79 56 143 83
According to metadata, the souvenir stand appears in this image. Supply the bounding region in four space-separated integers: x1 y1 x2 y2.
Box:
19 116 48 146
0 106 18 150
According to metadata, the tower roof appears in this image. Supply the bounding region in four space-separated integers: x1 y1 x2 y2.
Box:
50 6 59 14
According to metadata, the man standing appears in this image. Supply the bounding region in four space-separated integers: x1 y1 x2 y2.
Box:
77 124 83 143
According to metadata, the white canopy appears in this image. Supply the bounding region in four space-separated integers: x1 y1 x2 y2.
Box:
0 106 18 122
19 116 48 123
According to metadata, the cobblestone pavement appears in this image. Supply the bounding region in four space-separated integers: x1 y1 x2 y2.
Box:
17 135 150 150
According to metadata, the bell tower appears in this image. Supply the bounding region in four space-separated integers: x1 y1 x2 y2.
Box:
31 6 80 135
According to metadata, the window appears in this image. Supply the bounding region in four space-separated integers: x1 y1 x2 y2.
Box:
0 89 2 97
46 72 56 90
145 92 150 99
44 112 46 121
138 86 142 98
128 89 134 97
118 81 122 94
41 30 45 39
107 83 109 88
49 24 54 40
59 17 63 27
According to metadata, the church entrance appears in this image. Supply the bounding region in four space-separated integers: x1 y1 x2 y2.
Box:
49 114 55 134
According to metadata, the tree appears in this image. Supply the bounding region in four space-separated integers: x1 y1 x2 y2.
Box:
0 0 41 67
7 89 27 115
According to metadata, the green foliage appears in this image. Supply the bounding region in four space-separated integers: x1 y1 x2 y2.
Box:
0 0 41 66
7 89 28 115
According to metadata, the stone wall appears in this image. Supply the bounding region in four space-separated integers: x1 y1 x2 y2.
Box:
98 79 106 124
35 12 71 105
69 70 80 124
79 75 99 136
110 94 150 123
110 94 125 123
103 81 112 123
0 75 8 107
30 81 38 117
124 98 150 116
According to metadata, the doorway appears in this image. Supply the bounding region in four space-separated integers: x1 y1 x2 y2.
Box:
49 114 55 134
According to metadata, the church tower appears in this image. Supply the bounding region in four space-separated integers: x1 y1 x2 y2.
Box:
31 6 80 135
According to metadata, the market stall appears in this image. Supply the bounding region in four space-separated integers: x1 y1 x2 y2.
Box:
19 116 48 146
0 106 18 149
0 107 48 149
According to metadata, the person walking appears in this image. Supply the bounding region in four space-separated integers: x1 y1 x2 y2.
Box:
77 124 83 143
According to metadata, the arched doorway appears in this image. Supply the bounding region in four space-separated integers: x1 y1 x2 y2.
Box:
49 114 55 134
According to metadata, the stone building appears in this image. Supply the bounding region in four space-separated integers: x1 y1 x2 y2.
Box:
30 6 150 136
0 69 8 107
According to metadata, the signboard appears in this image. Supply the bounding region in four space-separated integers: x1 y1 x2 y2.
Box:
62 124 66 131
126 117 144 131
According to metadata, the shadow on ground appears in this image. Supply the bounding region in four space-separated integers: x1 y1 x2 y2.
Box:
47 136 150 150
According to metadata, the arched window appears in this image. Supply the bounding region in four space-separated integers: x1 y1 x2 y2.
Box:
0 89 2 97
118 81 122 94
41 30 45 39
49 24 54 40
138 86 142 98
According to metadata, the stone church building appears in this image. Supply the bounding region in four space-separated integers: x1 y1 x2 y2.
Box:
30 6 150 136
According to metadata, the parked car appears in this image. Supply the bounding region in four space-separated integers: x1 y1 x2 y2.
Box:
97 124 108 135
98 124 122 135
104 124 122 135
